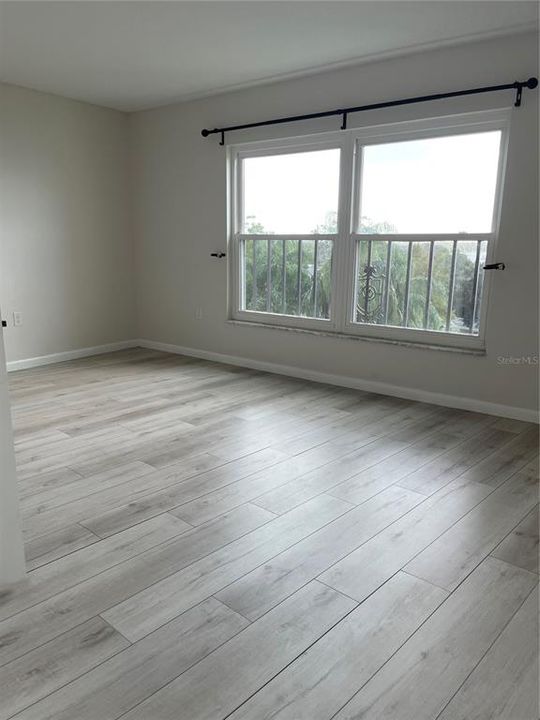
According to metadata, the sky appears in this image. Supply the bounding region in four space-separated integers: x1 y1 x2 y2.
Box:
242 131 501 235
243 148 340 234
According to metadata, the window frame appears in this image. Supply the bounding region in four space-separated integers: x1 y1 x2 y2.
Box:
228 108 510 349
229 137 347 331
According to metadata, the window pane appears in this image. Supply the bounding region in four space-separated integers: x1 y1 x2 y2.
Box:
269 239 285 314
315 240 333 318
427 241 453 331
355 239 487 336
449 240 487 334
358 131 501 234
242 238 332 319
356 240 391 324
472 243 488 332
242 149 340 234
408 242 430 329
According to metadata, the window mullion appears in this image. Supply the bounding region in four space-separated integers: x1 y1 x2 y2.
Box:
332 134 356 332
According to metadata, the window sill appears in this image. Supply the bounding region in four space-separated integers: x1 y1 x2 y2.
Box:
227 319 486 356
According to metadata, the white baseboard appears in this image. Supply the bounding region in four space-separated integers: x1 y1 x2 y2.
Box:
138 338 539 423
6 340 138 372
6 337 537 423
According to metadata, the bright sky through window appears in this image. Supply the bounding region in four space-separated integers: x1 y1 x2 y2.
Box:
242 149 340 234
241 133 501 236
359 131 502 233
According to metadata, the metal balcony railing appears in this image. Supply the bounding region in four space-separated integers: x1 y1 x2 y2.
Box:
242 237 332 320
356 238 488 335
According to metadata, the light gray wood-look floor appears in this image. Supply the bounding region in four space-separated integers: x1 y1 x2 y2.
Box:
2 348 538 720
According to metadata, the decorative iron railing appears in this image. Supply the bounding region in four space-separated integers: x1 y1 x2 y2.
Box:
356 238 488 335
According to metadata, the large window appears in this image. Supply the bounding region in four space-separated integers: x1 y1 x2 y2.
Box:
230 111 507 348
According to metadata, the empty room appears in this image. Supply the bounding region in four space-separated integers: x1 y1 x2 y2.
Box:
0 2 538 718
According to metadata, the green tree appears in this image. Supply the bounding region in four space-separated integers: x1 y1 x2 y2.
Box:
359 216 397 234
244 236 332 318
357 236 478 332
244 213 480 334
312 211 337 235
244 214 333 318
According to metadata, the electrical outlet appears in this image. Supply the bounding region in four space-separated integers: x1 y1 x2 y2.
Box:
195 307 203 320
13 311 22 327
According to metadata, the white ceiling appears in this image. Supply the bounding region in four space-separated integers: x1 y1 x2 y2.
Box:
0 1 537 112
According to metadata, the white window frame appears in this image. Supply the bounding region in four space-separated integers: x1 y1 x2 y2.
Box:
228 108 510 350
229 136 347 332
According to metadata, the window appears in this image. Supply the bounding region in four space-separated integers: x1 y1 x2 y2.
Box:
230 111 507 348
237 147 340 322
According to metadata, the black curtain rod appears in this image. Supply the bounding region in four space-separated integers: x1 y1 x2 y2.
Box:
201 76 538 145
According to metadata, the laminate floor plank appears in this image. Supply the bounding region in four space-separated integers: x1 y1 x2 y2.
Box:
331 557 537 720
215 486 424 620
395 427 516 496
172 438 386 525
101 495 352 641
491 504 539 574
404 460 539 591
328 427 510 507
183 406 355 466
24 523 101 571
264 398 416 457
0 504 274 666
21 452 225 540
168 437 364 528
254 420 495 516
0 514 191 621
227 572 447 720
120 581 356 720
68 394 333 477
16 467 83 502
456 426 539 487
15 426 141 476
436 584 539 720
19 461 155 513
319 478 493 602
318 400 441 449
4 350 537 720
0 616 129 720
491 417 537 434
11 599 249 720
78 447 287 537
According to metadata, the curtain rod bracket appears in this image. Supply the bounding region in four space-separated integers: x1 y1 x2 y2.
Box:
340 112 348 130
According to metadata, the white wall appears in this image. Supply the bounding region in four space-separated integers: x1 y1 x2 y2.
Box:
131 32 539 419
0 34 537 419
0 83 135 363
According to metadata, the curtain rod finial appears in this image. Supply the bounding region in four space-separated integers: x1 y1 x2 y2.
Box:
201 129 210 137
526 77 538 89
